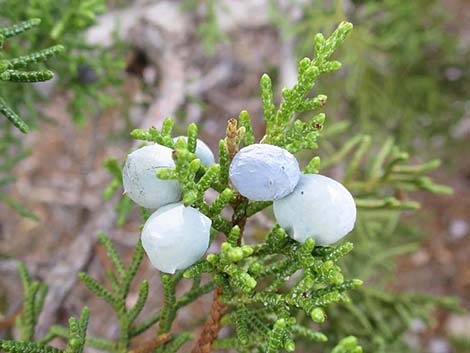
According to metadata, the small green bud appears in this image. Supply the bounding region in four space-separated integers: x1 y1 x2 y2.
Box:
207 254 217 263
183 191 198 205
304 156 321 174
332 271 344 285
0 60 10 72
228 248 244 262
341 294 351 304
285 340 296 352
340 336 358 348
241 245 253 257
174 137 187 149
314 33 325 45
339 21 353 32
352 279 363 287
318 95 327 105
304 237 316 250
156 168 174 179
31 18 42 26
261 73 271 86
249 262 262 274
274 318 286 329
323 61 342 72
323 260 334 270
315 113 326 125
69 338 80 348
304 66 320 81
299 57 311 68
281 87 291 98
303 275 315 288
162 117 174 136
246 277 257 289
310 308 325 323
221 242 232 252
298 57 312 77
189 158 201 173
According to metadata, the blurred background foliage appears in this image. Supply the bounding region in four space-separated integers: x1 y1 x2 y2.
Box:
269 0 469 150
0 0 125 126
0 0 125 217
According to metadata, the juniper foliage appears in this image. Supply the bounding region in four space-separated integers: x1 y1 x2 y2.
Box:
0 18 63 132
1 21 458 353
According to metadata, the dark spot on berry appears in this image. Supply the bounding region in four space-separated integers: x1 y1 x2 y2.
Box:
300 191 304 195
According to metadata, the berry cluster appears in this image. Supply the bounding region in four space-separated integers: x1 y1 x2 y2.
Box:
123 138 356 273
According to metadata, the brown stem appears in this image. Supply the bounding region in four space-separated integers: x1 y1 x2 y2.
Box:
192 204 247 352
128 334 171 353
191 118 247 352
191 287 227 353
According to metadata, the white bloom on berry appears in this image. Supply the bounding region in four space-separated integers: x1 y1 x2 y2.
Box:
123 144 181 209
173 136 215 166
229 144 300 201
273 174 356 245
141 202 211 274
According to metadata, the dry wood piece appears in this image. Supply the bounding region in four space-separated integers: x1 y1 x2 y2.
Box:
35 200 117 338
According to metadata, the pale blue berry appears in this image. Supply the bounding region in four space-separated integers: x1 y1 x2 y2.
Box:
122 144 181 209
273 174 356 245
229 144 300 201
141 202 211 273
